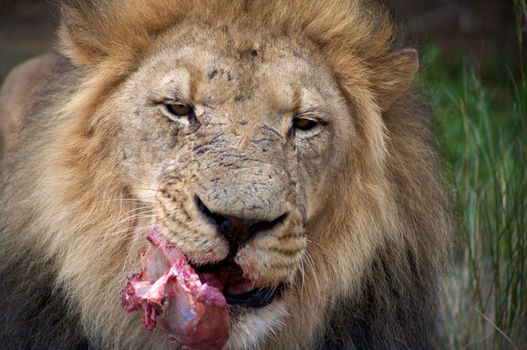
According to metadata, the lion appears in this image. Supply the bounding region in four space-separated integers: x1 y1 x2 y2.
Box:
0 0 452 349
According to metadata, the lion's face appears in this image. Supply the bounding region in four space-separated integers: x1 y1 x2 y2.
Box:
107 24 352 336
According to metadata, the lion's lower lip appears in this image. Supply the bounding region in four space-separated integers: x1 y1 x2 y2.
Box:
224 285 284 308
193 261 284 309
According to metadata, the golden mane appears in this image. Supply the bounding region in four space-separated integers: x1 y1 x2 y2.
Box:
0 1 451 349
60 0 393 67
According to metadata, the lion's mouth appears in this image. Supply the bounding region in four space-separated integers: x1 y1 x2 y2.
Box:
193 259 284 309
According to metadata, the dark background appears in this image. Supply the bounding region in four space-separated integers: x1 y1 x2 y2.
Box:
0 0 522 80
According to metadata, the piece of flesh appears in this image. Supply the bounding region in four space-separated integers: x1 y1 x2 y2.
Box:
121 227 230 350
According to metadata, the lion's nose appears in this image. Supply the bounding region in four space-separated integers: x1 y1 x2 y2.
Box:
195 195 288 250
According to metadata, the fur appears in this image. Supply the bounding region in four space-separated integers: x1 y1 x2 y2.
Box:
0 1 451 349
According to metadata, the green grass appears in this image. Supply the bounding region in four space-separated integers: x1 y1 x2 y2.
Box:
423 3 527 348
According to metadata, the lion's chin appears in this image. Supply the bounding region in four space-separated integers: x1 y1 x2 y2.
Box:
226 299 289 349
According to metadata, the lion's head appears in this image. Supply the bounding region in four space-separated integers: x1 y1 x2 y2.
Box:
0 1 451 349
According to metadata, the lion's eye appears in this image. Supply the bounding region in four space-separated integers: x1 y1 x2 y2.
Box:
164 103 194 118
160 101 197 124
289 115 324 139
293 117 318 131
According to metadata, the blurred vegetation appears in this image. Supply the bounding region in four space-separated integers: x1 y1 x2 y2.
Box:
422 1 527 348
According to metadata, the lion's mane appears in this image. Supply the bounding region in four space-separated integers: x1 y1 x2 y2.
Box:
0 1 451 349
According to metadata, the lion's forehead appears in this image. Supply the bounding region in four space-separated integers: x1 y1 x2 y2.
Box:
137 27 337 119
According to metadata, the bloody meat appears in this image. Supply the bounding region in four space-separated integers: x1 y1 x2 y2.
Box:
121 227 230 350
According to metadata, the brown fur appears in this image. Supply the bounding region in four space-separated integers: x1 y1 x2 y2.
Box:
0 1 451 349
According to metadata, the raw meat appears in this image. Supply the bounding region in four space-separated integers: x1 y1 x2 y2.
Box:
121 227 230 350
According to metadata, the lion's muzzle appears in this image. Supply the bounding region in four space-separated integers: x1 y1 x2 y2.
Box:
194 194 289 256
154 156 306 301
191 159 294 249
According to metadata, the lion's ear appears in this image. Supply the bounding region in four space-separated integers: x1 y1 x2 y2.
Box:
372 49 419 111
58 2 107 67
58 1 143 69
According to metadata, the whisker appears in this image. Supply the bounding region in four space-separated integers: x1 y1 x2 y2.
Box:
109 198 158 204
99 222 154 240
302 251 321 298
306 239 328 255
298 257 307 299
